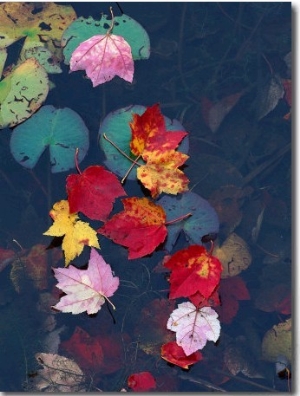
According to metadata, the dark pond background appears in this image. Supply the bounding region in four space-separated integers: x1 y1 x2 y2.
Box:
0 2 291 392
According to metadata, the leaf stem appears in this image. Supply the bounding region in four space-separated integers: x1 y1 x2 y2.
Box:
107 6 115 35
105 295 116 310
121 154 141 184
165 212 192 225
74 148 82 174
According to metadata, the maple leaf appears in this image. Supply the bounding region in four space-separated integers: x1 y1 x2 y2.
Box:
164 245 223 299
137 149 189 198
43 200 100 266
66 165 126 221
128 372 156 392
167 301 221 356
70 33 134 87
52 248 119 314
98 197 167 259
161 341 202 369
130 104 187 156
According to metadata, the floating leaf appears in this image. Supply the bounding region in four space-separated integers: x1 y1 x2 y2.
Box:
0 2 76 60
98 197 167 259
213 233 252 278
128 372 156 392
257 74 284 120
167 302 221 356
164 245 223 300
161 341 202 369
99 105 189 180
10 105 89 173
70 33 134 86
0 58 49 129
33 352 86 392
23 46 62 74
44 200 99 266
0 48 7 77
66 165 126 221
52 247 119 314
158 191 219 252
62 14 150 64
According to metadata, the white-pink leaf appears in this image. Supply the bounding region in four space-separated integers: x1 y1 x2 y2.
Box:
167 301 221 356
52 248 119 315
70 34 134 87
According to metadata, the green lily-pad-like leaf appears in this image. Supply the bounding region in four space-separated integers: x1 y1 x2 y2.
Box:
98 105 189 180
157 191 220 252
23 46 62 74
0 2 77 61
0 58 49 129
0 48 7 78
10 105 89 173
62 14 150 65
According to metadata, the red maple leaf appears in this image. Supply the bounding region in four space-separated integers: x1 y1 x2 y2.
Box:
66 165 126 221
164 245 223 299
161 341 202 369
128 371 156 392
215 276 250 324
98 197 167 259
130 103 187 156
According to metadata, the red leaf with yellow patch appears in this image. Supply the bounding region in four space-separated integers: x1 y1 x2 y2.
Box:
66 165 126 221
130 103 187 156
98 197 167 259
164 245 223 299
161 341 202 369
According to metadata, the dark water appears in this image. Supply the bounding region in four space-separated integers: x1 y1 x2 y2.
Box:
0 2 291 392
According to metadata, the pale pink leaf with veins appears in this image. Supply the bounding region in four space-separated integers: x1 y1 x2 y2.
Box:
52 248 119 315
167 301 221 356
70 34 134 87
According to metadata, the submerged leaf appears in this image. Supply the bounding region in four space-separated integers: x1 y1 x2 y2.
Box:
161 341 202 369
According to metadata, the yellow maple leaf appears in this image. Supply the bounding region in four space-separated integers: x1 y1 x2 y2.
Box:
137 149 189 198
43 200 100 266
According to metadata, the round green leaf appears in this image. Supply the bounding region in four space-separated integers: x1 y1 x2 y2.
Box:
0 58 49 129
62 14 150 64
10 105 89 173
98 105 189 180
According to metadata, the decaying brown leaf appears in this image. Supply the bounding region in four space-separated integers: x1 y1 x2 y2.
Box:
261 318 292 364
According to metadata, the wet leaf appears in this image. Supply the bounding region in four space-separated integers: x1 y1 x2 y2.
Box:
164 245 223 299
43 200 99 266
167 301 221 356
158 191 219 252
128 372 156 392
262 318 292 363
257 74 284 120
33 352 86 392
99 105 189 180
254 283 291 315
62 14 150 64
23 46 62 74
52 247 119 314
66 165 126 221
10 105 89 173
0 58 49 129
70 33 134 86
98 197 167 259
213 233 252 278
161 341 202 369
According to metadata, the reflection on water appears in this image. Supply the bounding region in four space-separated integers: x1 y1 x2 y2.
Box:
0 2 291 392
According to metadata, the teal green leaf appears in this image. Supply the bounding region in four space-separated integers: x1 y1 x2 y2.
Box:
10 105 89 173
23 46 62 74
0 58 49 129
62 14 150 64
98 105 189 180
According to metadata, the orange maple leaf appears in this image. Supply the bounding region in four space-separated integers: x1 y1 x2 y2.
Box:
137 149 189 198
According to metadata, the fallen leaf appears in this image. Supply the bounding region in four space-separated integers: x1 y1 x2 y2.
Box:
43 200 100 266
67 165 126 221
164 245 223 299
262 318 292 363
161 341 202 369
98 197 167 259
32 352 86 392
128 371 156 392
254 283 291 315
70 33 134 86
52 247 119 315
213 233 252 278
257 74 284 120
167 301 221 356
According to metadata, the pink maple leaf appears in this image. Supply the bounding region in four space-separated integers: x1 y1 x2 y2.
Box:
70 34 134 87
52 248 119 315
167 301 221 356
